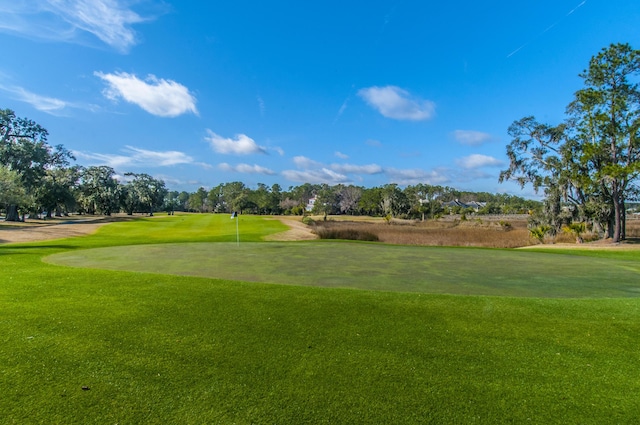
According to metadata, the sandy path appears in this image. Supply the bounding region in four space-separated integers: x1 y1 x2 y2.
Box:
263 216 317 241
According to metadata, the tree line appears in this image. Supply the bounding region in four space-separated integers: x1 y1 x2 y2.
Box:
168 182 540 219
0 106 537 222
0 108 167 221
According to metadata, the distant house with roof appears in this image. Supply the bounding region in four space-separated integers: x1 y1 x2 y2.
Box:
441 199 486 212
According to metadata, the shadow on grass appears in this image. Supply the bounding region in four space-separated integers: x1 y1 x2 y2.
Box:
0 244 83 255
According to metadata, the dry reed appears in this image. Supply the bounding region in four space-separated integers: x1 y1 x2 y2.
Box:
312 216 532 248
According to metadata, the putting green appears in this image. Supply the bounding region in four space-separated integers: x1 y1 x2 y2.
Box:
45 242 640 298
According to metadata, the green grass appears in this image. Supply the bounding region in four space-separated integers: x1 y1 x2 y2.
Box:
2 214 640 424
46 242 640 298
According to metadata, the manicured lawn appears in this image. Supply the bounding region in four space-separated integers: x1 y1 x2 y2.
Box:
1 214 640 424
47 242 640 298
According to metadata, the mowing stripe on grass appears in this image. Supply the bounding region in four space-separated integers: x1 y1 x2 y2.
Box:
45 242 640 298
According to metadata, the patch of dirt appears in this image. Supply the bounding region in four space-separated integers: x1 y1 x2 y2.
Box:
0 216 128 244
263 217 317 241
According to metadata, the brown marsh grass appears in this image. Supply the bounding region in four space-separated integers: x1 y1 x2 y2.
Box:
311 215 532 248
310 215 640 248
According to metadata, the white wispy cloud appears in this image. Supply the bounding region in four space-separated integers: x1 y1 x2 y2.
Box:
293 156 322 169
122 146 195 166
333 97 349 123
456 154 504 169
384 167 450 186
257 95 265 115
206 131 267 155
74 151 132 169
335 151 349 159
282 168 349 184
0 0 150 53
452 130 493 146
0 84 67 115
330 163 383 175
218 163 276 175
284 156 383 184
0 83 98 115
358 85 435 121
73 145 209 169
95 72 198 117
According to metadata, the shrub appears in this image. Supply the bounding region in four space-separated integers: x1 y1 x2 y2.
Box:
499 220 512 230
314 227 379 241
302 216 315 226
529 225 551 244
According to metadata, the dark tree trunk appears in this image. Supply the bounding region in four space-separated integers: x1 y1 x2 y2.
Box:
612 196 623 242
5 205 21 222
621 199 626 240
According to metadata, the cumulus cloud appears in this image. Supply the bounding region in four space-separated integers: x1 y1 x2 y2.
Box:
206 131 267 155
452 130 493 146
0 0 150 53
358 85 435 121
218 162 276 175
456 154 504 169
95 72 198 117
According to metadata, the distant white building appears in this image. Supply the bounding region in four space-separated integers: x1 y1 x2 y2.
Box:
306 196 317 212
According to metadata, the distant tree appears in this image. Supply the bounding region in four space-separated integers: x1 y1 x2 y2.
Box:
78 166 122 215
188 187 209 212
381 184 408 217
0 109 67 221
404 184 445 220
338 185 362 215
288 183 317 211
0 165 31 216
38 165 81 217
222 182 250 213
279 197 299 214
164 191 181 214
250 183 271 215
268 184 283 214
313 184 340 218
123 173 167 216
358 187 383 216
207 184 224 212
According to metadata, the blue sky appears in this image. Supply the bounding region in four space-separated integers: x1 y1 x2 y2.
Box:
1 0 638 196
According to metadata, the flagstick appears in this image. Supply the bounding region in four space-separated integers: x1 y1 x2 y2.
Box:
236 214 239 247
